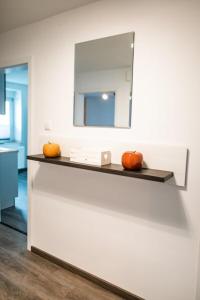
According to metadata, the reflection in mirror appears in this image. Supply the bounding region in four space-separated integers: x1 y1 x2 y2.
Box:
74 32 134 128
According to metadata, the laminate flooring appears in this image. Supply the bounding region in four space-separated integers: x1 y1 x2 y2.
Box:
0 224 123 300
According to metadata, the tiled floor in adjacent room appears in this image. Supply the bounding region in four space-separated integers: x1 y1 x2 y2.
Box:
1 170 27 234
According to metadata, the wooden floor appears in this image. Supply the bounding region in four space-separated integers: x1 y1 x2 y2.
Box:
0 224 123 300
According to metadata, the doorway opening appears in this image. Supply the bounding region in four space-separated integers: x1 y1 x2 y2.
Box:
0 63 28 234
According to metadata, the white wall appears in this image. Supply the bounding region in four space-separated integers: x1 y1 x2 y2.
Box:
75 68 131 127
0 1 200 299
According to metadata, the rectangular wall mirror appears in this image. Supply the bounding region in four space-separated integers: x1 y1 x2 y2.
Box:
74 32 134 128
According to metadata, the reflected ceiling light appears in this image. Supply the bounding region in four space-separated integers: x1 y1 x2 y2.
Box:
102 93 109 100
131 43 134 48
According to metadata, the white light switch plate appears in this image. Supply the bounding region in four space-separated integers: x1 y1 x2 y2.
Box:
44 120 52 131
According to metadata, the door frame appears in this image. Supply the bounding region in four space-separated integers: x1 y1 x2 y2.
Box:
0 57 33 249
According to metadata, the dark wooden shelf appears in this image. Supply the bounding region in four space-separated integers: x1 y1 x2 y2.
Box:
27 154 173 183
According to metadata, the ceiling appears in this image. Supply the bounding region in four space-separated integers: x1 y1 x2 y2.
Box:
0 0 99 34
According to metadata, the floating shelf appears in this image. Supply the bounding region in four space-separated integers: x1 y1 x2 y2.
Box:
27 154 173 183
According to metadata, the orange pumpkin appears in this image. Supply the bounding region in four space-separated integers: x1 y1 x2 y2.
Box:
43 142 61 158
122 151 143 170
